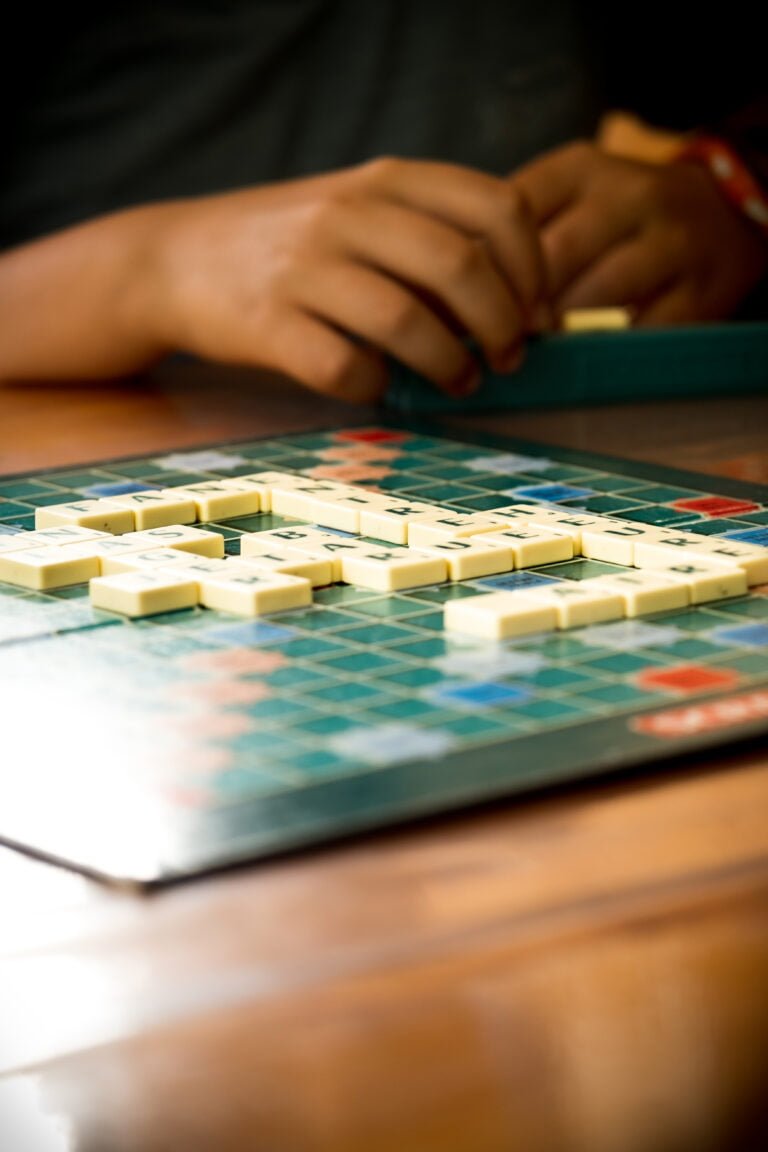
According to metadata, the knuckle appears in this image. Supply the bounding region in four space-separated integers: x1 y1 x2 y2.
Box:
442 237 484 283
357 155 401 187
379 294 421 341
312 341 364 397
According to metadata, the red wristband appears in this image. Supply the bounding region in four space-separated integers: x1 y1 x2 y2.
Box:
676 135 768 240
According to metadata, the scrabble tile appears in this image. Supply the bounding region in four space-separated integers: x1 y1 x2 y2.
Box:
240 527 361 580
104 490 197 530
0 544 100 589
522 581 625 628
444 592 558 639
578 520 660 565
405 510 512 548
99 547 201 576
562 306 632 331
635 534 768 585
128 525 225 557
34 499 136 534
358 499 439 544
0 533 38 555
235 551 333 588
268 479 359 528
223 472 303 513
411 537 514 581
493 506 604 549
643 560 747 604
482 526 574 567
591 571 689 617
339 544 447 591
89 570 199 617
26 525 111 548
163 480 261 521
195 570 312 616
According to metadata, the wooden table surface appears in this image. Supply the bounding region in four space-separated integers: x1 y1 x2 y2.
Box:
1 363 767 1152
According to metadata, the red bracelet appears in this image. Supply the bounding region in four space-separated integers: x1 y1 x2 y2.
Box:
676 134 768 240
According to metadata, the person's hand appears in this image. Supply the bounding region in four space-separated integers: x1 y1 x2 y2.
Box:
511 140 768 326
143 158 548 402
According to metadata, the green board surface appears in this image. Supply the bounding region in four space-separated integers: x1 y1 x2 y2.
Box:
386 323 768 412
1 421 767 885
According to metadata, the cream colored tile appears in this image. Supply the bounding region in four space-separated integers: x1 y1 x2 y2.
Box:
444 592 557 639
163 480 261 521
128 525 225 557
522 581 624 627
405 510 512 548
339 544 447 591
643 560 747 604
99 547 201 577
105 490 197 530
89 571 199 617
239 526 361 580
411 538 514 581
635 534 768 585
0 544 100 590
196 570 312 616
482 526 573 567
492 506 605 549
26 526 110 548
222 471 302 513
235 551 333 588
34 499 136 534
268 479 360 528
579 520 662 565
358 498 438 544
0 533 38 555
590 571 689 617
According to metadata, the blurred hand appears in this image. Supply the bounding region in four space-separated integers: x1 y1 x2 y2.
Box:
145 158 548 402
511 140 768 326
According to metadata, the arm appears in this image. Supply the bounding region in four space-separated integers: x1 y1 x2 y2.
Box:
0 159 549 401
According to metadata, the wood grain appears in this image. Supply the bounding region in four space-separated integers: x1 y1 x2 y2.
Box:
1 365 766 1152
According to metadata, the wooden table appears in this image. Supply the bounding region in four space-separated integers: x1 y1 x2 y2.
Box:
1 364 767 1152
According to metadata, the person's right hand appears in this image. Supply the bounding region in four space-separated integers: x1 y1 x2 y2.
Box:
141 158 549 402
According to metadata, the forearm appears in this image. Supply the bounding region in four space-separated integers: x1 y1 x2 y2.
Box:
0 206 169 383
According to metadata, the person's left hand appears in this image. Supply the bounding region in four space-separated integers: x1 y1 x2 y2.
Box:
511 140 768 325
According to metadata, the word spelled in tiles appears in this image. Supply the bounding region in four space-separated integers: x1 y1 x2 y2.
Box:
0 473 766 638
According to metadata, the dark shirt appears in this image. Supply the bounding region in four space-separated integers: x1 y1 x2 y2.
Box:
4 1 766 250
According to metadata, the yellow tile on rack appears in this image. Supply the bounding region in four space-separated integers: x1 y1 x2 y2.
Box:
411 538 514 581
89 571 199 617
339 544 447 591
522 581 624 628
482 526 573 567
562 306 632 332
105 490 197 530
405 510 513 548
34 499 135 535
641 560 747 604
235 551 333 588
590 571 689 617
358 498 438 544
196 570 312 616
444 592 557 639
635 534 768 585
0 544 100 590
163 480 261 521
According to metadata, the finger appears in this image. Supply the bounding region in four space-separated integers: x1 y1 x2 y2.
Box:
294 260 480 396
337 196 527 368
634 282 698 327
366 158 548 318
512 140 597 225
264 309 389 404
557 235 672 313
540 201 641 299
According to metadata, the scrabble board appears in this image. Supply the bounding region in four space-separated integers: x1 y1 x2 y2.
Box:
1 421 767 886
